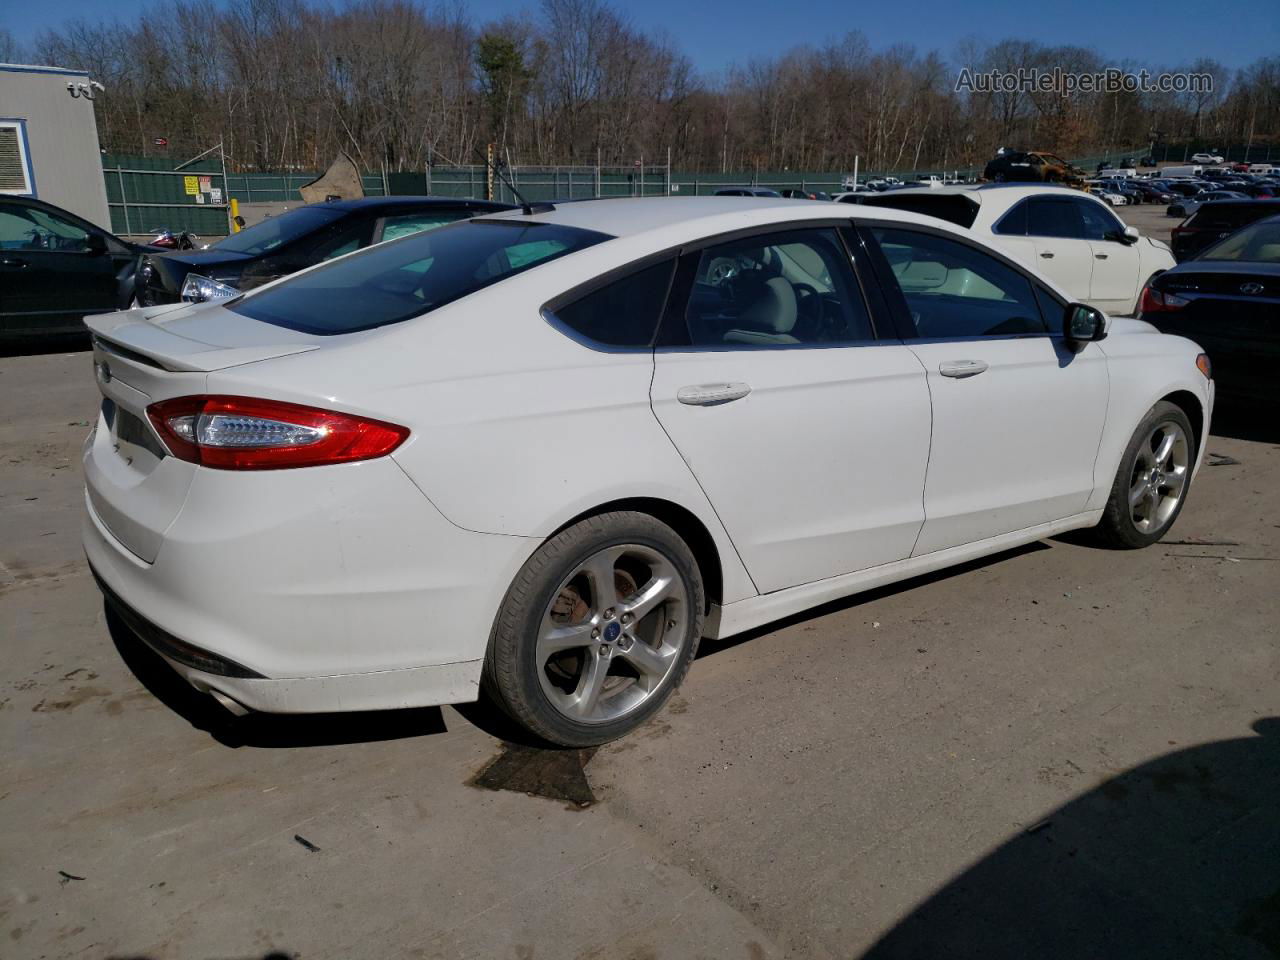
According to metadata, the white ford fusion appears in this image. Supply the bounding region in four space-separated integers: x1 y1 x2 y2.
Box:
83 197 1213 745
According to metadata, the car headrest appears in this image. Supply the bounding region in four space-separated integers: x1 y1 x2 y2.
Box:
738 277 798 334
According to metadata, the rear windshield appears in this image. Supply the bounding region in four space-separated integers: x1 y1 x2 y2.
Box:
1198 218 1280 261
230 219 612 335
1187 203 1278 230
210 206 345 255
859 193 980 228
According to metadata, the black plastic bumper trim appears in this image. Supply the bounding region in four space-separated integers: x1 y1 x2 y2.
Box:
90 564 265 679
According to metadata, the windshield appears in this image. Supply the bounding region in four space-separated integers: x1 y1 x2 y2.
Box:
230 219 612 334
210 206 346 256
1198 219 1280 262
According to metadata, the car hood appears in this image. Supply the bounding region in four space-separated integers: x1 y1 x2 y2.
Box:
1107 316 1159 335
149 249 256 269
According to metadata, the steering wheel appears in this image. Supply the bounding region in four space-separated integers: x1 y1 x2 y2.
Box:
706 257 740 286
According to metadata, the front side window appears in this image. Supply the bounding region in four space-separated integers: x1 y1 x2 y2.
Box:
1026 199 1083 239
1075 198 1124 241
0 203 90 252
678 228 874 347
871 227 1048 338
549 259 675 347
230 220 610 335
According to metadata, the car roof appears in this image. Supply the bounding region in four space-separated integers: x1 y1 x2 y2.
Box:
319 196 513 212
476 195 951 240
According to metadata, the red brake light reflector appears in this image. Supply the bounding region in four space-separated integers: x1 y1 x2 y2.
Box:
146 396 408 470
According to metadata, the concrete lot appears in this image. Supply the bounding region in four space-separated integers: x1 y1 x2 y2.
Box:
2 348 1277 960
1117 201 1178 246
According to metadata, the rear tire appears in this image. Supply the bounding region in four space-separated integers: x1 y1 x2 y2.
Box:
1094 401 1195 549
484 512 705 747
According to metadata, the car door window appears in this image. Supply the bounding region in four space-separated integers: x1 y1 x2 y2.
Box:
1074 198 1123 241
1025 199 1084 239
870 226 1048 338
549 259 675 348
0 204 91 252
679 228 873 347
379 211 469 243
994 200 1029 235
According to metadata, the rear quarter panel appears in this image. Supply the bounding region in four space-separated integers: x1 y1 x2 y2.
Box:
203 232 763 606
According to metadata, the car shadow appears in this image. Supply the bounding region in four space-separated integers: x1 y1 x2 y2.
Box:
861 718 1280 959
1210 402 1279 444
696 541 1051 661
106 606 448 748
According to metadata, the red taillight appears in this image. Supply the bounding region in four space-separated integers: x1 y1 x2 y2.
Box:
1138 285 1189 315
146 396 409 470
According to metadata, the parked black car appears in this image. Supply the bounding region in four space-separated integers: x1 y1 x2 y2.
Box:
135 196 513 306
0 196 157 341
985 150 1086 184
1140 214 1280 404
1169 199 1280 260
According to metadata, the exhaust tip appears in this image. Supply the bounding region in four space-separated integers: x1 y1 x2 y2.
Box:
209 689 251 717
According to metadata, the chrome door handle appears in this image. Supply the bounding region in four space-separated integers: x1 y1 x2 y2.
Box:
0 256 28 268
1039 251 1055 259
676 382 751 406
938 360 989 379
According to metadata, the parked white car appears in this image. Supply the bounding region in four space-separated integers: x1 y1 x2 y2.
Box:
1090 185 1129 207
1190 153 1225 165
858 184 1175 315
83 197 1212 745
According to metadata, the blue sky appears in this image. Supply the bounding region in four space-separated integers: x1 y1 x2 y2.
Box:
6 0 1278 76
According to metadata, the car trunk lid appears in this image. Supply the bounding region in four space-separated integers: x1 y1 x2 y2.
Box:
83 305 323 562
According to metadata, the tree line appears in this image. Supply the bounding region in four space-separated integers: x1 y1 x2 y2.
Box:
4 0 1278 174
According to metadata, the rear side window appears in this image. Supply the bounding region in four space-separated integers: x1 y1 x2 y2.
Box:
994 200 1029 236
230 220 611 335
1026 199 1083 238
549 259 675 348
676 228 874 347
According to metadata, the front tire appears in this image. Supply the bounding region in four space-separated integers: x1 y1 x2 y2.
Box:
484 512 705 747
1095 401 1195 548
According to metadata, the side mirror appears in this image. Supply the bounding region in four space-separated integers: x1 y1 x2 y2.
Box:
1065 303 1107 342
86 232 108 255
1121 225 1140 244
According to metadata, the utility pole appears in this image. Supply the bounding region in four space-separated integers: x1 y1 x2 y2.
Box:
486 143 495 202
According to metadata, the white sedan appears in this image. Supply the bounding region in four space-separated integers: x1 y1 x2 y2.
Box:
858 184 1175 316
83 197 1213 745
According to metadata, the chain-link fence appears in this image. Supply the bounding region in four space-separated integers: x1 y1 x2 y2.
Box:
104 143 1279 239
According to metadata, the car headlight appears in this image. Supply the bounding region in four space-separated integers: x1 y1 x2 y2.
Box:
181 274 240 303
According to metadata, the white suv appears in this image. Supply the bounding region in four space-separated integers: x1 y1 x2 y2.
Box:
856 184 1175 315
1190 153 1225 165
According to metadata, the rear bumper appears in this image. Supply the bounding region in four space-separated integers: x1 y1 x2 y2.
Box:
83 457 536 713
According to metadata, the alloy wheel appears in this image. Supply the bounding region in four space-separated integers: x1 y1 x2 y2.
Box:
1128 420 1190 534
535 544 689 724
